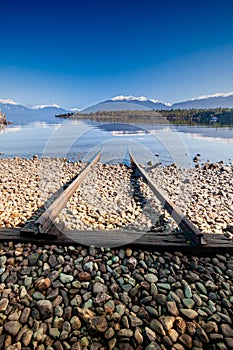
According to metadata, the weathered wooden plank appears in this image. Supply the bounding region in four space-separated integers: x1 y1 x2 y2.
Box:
32 153 101 234
130 153 206 247
0 227 233 256
63 229 186 245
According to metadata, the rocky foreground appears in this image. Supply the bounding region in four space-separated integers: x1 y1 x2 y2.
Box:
0 157 233 349
0 243 233 349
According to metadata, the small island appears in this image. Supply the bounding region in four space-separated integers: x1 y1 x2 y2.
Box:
0 110 7 125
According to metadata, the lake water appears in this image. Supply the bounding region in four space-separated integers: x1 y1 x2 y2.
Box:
0 115 232 167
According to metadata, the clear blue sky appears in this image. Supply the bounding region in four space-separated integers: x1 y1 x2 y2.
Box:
1 0 233 108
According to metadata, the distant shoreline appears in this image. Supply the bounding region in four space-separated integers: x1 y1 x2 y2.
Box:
55 108 233 126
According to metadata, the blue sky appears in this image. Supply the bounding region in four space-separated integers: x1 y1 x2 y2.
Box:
1 0 233 108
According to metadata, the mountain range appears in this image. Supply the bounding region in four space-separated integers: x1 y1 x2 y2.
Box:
81 92 233 113
0 99 67 118
1 92 233 119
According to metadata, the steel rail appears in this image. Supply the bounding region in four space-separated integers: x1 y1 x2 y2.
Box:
31 153 101 234
130 153 206 246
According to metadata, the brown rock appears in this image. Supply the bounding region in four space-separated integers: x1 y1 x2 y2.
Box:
70 316 81 330
36 278 51 291
76 307 95 321
203 321 218 333
6 343 21 350
4 321 21 337
21 330 33 346
179 333 192 349
0 298 9 311
78 271 91 281
71 343 82 350
168 328 179 342
167 301 179 316
186 322 196 335
145 327 156 341
20 308 31 324
220 324 233 337
225 338 233 349
37 300 53 320
89 316 108 334
174 317 186 334
134 327 143 345
118 342 134 350
173 342 185 350
104 327 115 340
159 316 175 331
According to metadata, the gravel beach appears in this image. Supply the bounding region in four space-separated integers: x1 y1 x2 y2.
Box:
1 157 231 235
0 243 233 350
0 157 233 349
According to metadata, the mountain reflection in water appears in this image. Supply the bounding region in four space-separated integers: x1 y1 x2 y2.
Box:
97 123 149 135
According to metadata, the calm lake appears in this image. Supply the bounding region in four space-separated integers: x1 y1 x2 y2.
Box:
0 115 232 168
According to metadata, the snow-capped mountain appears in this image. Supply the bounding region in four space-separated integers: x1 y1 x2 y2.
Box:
81 92 233 113
32 103 62 109
173 92 233 109
0 98 67 119
81 95 170 113
0 98 19 105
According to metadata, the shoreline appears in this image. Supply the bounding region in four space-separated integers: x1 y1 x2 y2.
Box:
0 157 232 237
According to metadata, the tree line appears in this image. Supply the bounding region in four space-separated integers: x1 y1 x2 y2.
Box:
56 108 233 126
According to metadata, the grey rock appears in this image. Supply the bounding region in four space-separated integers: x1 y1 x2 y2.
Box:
129 313 143 327
153 293 166 305
59 273 73 283
150 319 166 335
145 273 158 283
83 261 93 272
196 327 209 343
196 282 207 295
182 298 195 309
49 327 60 339
157 283 171 291
93 282 107 294
184 284 192 298
180 308 198 320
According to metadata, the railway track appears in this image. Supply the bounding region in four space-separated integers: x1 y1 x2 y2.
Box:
0 152 233 254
